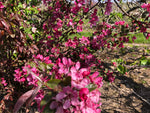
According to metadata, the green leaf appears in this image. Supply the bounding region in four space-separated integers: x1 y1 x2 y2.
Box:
140 59 148 65
40 92 52 107
60 76 71 86
86 84 97 92
38 62 46 70
42 101 55 113
111 59 124 64
46 64 53 70
46 79 61 89
29 61 36 67
117 65 126 74
147 60 150 65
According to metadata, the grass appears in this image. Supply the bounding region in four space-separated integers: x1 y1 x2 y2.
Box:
68 32 93 39
68 30 150 44
128 33 150 44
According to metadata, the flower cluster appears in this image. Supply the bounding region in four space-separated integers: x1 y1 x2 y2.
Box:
14 56 103 112
0 2 4 11
11 0 140 113
141 3 150 17
105 0 112 15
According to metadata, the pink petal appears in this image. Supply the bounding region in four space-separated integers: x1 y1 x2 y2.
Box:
63 99 71 109
71 67 76 74
75 62 80 70
58 63 64 68
50 101 58 109
68 58 73 65
56 106 64 113
71 97 80 106
80 78 90 88
62 57 68 65
91 72 99 78
56 92 67 101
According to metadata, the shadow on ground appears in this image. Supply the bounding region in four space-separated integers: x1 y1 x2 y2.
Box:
100 70 150 113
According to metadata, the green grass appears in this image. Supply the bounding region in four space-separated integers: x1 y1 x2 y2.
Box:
69 32 93 39
128 33 150 44
68 31 150 44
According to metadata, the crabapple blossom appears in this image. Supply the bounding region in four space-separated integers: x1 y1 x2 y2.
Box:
1 78 7 86
58 57 73 75
105 0 112 15
0 2 4 11
79 88 89 101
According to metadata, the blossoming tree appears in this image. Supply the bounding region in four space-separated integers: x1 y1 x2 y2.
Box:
0 0 149 112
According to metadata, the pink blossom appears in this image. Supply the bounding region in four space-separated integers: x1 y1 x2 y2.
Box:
67 19 75 27
58 57 73 74
79 97 101 113
79 88 89 101
118 42 124 48
141 3 147 8
70 62 90 89
108 75 115 83
34 90 44 111
36 54 44 61
71 78 90 89
50 86 79 112
115 21 125 25
43 23 47 30
63 99 71 109
89 9 99 27
105 0 112 15
85 54 96 65
107 71 115 82
132 36 137 42
26 67 39 86
50 101 58 109
83 7 89 13
51 47 60 54
146 33 150 39
70 62 83 81
113 62 117 67
88 90 101 103
56 19 63 29
71 6 80 14
77 25 83 32
26 74 38 86
140 26 147 32
47 36 51 39
141 3 150 16
65 39 77 48
79 36 90 46
0 2 4 11
82 71 90 78
1 78 7 86
56 92 67 101
79 53 85 60
14 68 26 83
89 72 103 88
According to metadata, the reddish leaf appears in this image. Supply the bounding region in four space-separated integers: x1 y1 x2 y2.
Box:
26 83 42 107
0 21 4 28
32 44 39 51
28 34 33 40
20 31 26 39
13 89 34 113
1 20 9 30
18 46 23 53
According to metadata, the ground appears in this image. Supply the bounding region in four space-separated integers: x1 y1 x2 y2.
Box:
99 44 150 113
